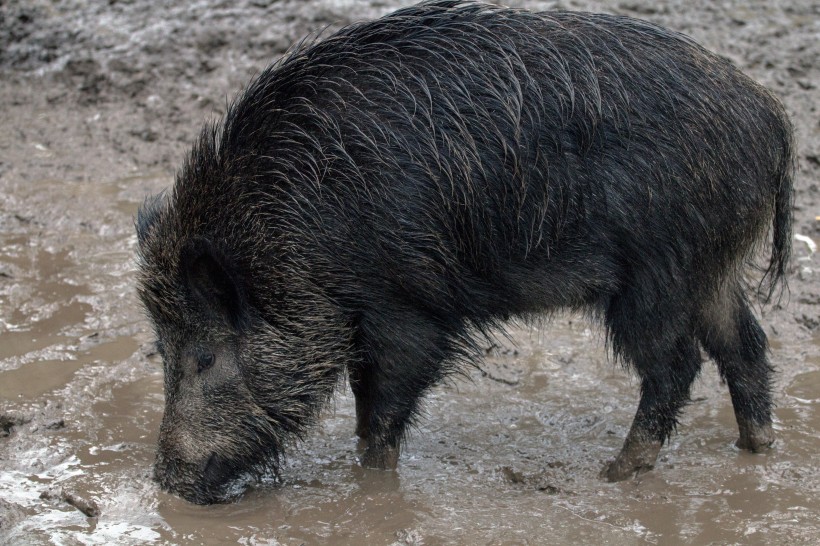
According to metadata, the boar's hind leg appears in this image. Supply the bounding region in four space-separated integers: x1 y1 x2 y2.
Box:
602 294 703 482
697 285 775 452
350 312 450 470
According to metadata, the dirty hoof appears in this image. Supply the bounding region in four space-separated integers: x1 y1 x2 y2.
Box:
600 456 655 482
600 438 662 482
360 445 399 470
736 421 775 453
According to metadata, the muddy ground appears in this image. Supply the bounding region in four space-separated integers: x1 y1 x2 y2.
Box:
1 0 818 544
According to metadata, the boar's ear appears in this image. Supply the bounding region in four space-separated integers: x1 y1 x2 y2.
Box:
180 238 246 329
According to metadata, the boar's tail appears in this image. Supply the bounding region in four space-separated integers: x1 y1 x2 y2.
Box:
761 116 796 304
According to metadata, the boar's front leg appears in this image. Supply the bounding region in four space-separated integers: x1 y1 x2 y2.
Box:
350 309 453 469
349 365 374 441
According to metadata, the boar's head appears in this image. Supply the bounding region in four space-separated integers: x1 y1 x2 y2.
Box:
136 184 349 504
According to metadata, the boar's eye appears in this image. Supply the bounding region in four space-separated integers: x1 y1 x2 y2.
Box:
197 352 215 374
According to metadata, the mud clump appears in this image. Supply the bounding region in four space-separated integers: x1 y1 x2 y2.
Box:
500 465 562 494
0 499 25 530
40 488 101 518
0 414 31 438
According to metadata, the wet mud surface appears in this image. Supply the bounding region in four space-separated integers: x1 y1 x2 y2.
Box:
1 0 819 544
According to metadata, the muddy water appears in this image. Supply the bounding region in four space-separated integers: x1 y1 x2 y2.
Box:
1 174 819 544
2 0 820 542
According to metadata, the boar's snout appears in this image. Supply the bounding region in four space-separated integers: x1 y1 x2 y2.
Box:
154 450 240 505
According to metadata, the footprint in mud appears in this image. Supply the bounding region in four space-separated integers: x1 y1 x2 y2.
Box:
499 465 563 494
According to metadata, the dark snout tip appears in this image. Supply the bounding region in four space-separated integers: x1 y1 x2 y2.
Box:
153 451 255 505
201 451 231 489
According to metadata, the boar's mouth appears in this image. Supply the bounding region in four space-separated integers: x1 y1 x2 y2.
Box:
154 450 278 505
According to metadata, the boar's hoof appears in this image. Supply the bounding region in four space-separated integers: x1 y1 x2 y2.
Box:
601 457 654 482
736 420 775 453
600 438 663 482
361 444 400 470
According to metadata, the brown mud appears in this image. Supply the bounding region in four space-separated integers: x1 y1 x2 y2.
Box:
1 0 819 544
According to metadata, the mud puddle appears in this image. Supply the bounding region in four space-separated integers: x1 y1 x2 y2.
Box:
1 182 818 543
2 0 820 543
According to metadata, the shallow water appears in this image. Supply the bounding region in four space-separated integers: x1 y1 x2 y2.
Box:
1 173 819 545
2 0 820 541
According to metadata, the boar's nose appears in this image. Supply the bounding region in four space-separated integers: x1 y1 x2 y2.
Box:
154 451 232 505
202 452 226 484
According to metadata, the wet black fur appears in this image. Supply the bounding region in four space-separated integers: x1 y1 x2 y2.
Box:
137 0 794 502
